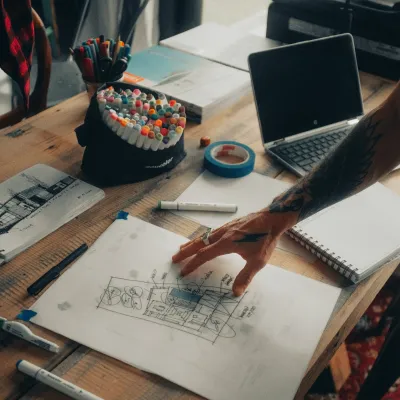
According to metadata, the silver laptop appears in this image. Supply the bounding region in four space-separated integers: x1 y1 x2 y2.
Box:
248 34 364 176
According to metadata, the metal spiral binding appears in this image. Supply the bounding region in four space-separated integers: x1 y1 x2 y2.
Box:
290 227 358 282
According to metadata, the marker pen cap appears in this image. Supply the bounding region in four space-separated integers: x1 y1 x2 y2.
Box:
172 113 180 119
175 126 183 134
168 130 176 140
133 88 141 97
117 120 128 136
154 119 163 127
114 98 122 110
98 98 106 111
169 118 177 125
17 360 40 377
143 132 154 150
109 114 118 130
169 100 176 107
150 113 159 120
161 128 168 136
154 126 161 133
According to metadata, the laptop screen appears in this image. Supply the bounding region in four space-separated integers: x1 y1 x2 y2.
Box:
248 34 363 145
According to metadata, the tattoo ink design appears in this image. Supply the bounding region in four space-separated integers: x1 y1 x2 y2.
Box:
269 114 383 222
234 233 268 243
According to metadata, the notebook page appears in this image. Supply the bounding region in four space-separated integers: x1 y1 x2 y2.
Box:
294 183 400 274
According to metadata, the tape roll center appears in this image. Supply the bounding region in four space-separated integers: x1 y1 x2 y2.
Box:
212 144 249 165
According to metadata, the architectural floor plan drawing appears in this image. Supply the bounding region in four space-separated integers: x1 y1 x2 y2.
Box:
0 172 76 234
98 274 249 343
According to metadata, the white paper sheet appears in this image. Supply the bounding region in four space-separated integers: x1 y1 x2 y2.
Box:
31 216 340 400
175 171 317 262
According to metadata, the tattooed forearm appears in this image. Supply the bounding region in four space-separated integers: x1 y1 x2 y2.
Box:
268 82 400 223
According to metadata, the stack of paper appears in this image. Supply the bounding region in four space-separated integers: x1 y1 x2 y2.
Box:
0 164 104 264
160 22 280 72
124 45 251 122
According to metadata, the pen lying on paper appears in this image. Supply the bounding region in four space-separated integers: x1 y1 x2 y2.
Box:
157 201 238 213
0 317 59 353
27 244 88 296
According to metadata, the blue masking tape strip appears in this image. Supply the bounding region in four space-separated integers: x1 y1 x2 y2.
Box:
16 310 37 321
116 210 129 220
204 141 255 178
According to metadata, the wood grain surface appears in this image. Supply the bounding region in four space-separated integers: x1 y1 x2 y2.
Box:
0 72 398 400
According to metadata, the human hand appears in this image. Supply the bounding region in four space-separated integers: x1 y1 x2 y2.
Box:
172 209 296 296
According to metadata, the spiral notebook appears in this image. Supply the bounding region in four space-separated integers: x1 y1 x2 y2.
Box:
288 183 400 282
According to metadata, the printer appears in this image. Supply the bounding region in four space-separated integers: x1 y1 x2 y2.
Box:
266 0 400 80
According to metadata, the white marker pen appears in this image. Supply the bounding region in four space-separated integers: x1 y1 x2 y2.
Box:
98 98 106 113
158 201 238 213
135 131 147 148
128 124 140 145
113 97 122 111
0 317 59 353
17 360 103 400
121 122 134 141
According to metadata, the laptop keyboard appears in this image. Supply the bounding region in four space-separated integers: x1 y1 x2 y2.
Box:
272 129 350 173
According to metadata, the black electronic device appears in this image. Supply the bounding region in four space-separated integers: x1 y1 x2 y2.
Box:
266 0 400 80
248 33 363 176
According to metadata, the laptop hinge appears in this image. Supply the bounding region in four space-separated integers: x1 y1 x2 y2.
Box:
265 117 361 149
272 138 285 146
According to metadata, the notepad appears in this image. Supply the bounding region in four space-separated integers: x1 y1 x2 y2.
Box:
160 22 279 72
31 215 341 400
0 164 104 265
289 182 400 282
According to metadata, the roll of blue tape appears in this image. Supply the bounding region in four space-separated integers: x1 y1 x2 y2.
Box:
204 141 255 178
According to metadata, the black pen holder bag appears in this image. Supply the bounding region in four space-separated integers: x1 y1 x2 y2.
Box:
75 82 186 186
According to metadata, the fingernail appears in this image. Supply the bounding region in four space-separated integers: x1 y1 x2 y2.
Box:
233 286 244 297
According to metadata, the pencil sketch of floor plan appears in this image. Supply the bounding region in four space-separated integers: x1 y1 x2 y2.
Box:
98 271 252 344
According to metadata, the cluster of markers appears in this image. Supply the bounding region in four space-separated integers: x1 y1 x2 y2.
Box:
97 86 186 151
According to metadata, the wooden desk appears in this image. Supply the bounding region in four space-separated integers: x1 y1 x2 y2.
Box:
0 73 399 400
